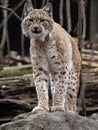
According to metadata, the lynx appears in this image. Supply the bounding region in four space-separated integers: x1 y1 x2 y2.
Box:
21 2 81 112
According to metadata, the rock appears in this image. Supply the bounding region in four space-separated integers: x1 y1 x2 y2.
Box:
0 111 98 130
0 99 33 125
0 99 32 114
90 113 98 121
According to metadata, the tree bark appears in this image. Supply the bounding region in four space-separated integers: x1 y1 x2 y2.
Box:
0 0 8 61
82 0 86 39
59 0 64 26
78 0 86 116
65 0 72 32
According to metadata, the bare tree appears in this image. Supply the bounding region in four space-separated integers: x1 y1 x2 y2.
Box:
0 1 26 64
21 34 25 58
42 0 46 8
65 0 72 32
0 0 9 62
82 0 86 39
78 0 86 116
0 0 25 29
59 0 64 26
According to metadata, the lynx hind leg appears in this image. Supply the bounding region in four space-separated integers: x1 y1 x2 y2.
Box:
65 70 79 112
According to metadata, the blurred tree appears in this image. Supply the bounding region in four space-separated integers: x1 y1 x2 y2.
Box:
65 0 72 32
0 0 10 63
59 0 64 26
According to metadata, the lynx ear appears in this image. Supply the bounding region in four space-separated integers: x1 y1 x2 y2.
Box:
22 2 33 17
43 3 53 17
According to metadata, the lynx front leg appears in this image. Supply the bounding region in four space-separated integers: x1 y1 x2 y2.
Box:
32 68 49 113
30 44 50 113
51 69 68 112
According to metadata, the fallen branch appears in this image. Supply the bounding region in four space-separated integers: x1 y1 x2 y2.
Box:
0 65 32 78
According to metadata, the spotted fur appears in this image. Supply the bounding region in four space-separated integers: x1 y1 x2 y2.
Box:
21 2 81 112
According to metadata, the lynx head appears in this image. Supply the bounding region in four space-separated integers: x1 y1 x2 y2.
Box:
21 2 54 41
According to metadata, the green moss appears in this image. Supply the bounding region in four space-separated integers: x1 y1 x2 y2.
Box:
85 98 94 107
0 65 32 78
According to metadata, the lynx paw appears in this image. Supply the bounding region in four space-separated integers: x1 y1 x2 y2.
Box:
32 106 49 113
51 105 65 112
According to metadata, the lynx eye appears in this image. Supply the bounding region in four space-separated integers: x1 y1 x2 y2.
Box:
29 19 34 22
40 19 46 22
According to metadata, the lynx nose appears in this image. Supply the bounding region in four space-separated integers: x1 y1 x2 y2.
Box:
31 26 42 34
34 26 38 30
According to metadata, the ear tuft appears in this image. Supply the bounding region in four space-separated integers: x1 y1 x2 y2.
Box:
22 2 33 18
43 3 53 17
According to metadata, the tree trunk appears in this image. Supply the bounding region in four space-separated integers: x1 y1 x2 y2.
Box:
65 0 72 32
78 0 86 116
59 0 64 26
0 0 8 61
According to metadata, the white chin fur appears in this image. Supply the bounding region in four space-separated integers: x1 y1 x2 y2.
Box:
30 31 49 41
